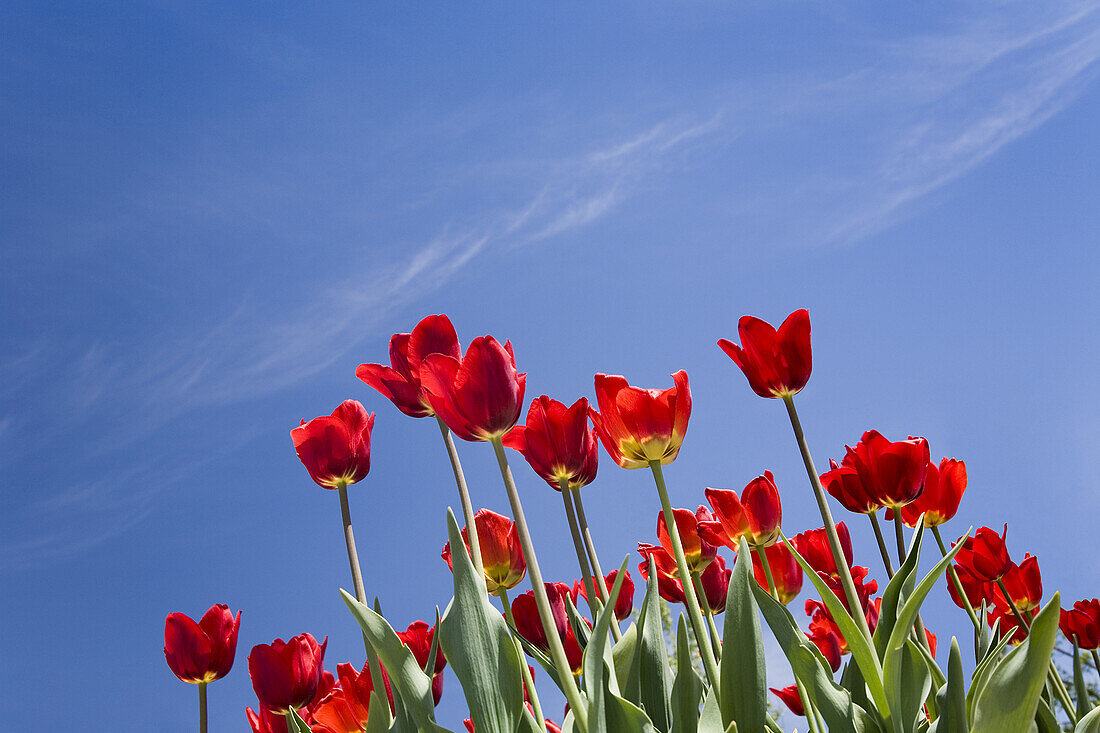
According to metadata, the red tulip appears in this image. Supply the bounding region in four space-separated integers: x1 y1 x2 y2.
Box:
510 583 584 674
954 525 1012 583
247 671 334 733
589 371 691 469
442 508 526 596
248 634 328 714
806 566 880 652
638 545 730 612
988 603 1029 645
291 401 374 489
820 459 881 515
837 430 929 510
465 708 562 733
924 628 938 658
718 309 812 399
356 314 462 418
770 685 805 716
699 471 783 549
572 569 635 621
657 506 717 574
947 565 993 611
502 396 599 490
396 620 446 706
997 554 1042 613
164 604 241 684
1061 600 1100 649
887 457 966 528
752 542 803 605
419 336 527 442
807 625 843 672
310 662 380 733
791 523 854 578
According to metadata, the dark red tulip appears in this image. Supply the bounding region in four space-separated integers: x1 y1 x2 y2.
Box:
925 629 938 658
700 471 783 549
397 620 446 706
442 508 526 596
838 430 929 510
820 459 881 515
718 309 812 399
572 569 634 621
356 314 462 418
502 396 599 490
164 604 241 684
752 542 803 605
791 523 854 578
887 458 967 528
1061 600 1100 649
947 565 993 611
248 634 328 714
589 371 691 469
247 671 334 733
954 525 1012 583
997 554 1042 614
419 336 527 442
806 566 880 653
657 506 717 574
807 625 843 672
291 401 374 489
510 583 584 675
770 685 805 716
638 545 729 612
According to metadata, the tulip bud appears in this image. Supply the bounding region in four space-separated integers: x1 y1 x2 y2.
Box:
700 471 783 549
502 396 598 490
657 506 716 574
572 569 634 621
751 542 803 605
1061 600 1100 650
396 621 446 705
888 457 967 528
291 401 374 489
248 634 328 714
164 604 241 684
510 583 584 675
442 508 526 596
770 685 805 716
791 522 854 578
953 525 1012 583
718 309 812 399
589 371 691 469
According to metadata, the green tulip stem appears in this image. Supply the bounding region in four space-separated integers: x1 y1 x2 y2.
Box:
197 681 207 733
499 587 546 726
560 481 615 633
893 514 933 654
691 569 723 659
1092 649 1100 677
755 546 781 602
649 460 723 690
571 487 616 603
337 479 383 676
437 417 483 572
869 512 895 579
491 437 589 732
795 681 821 733
781 396 875 646
931 526 982 630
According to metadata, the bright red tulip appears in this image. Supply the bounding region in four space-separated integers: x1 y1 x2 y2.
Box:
396 621 446 706
820 459 881 515
700 471 783 549
356 314 462 418
248 634 328 714
924 628 938 658
770 685 805 716
947 565 993 611
718 309 812 399
806 566 880 652
510 583 584 674
954 525 1012 583
310 662 378 733
657 506 717 574
572 569 635 621
247 672 334 733
752 542 803 605
419 335 527 442
291 401 374 489
164 604 241 684
638 545 729 612
997 554 1042 614
442 508 526 596
887 458 967 528
502 396 598 490
1061 600 1100 649
837 430 929 510
589 371 691 469
790 522 854 578
807 625 843 672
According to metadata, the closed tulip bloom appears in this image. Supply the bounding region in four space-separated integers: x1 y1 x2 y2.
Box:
820 459 881 515
718 309 812 399
572 569 634 621
247 671 334 733
397 621 446 705
954 525 1012 583
657 506 717 573
998 554 1042 613
248 634 328 714
311 661 393 733
419 336 527 442
1061 600 1100 649
770 685 805 716
589 371 691 469
292 401 374 489
700 471 783 549
888 458 967 528
638 545 729 612
840 430 929 510
502 396 598 490
442 508 526 596
791 522 854 578
752 542 803 605
164 604 241 684
356 314 462 418
510 583 584 674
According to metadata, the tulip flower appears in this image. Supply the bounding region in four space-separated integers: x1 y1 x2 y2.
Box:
589 371 691 469
291 400 374 489
996 554 1042 613
419 335 527 442
510 583 584 674
836 430 929 510
751 542 803 605
791 523 854 578
465 708 562 733
310 661 393 733
699 471 783 549
806 566 881 652
1061 600 1100 649
442 508 526 596
638 545 730 612
820 459 881 515
503 396 599 490
887 458 967 528
947 565 992 612
164 604 241 684
657 506 717 574
248 634 328 714
807 625 843 672
356 314 461 418
718 309 812 399
396 620 446 705
953 525 1012 583
988 603 1029 645
572 569 634 621
770 685 805 716
247 672 334 733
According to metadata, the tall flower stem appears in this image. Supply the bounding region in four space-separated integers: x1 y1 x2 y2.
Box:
690 570 722 659
649 460 722 690
571 488 612 604
931 527 981 630
560 479 602 619
869 512 895 579
491 437 589 732
754 547 780 602
500 587 546 726
781 396 874 645
337 481 386 697
437 416 482 571
1091 649 1100 676
893 515 932 653
197 682 207 733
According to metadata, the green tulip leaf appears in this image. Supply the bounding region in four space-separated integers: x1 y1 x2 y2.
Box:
620 554 673 732
1076 644 1094 720
671 616 705 733
928 637 968 733
873 521 924 660
718 538 767 733
1075 704 1100 733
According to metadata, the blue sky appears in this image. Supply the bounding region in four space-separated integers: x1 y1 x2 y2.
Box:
3 1 1100 730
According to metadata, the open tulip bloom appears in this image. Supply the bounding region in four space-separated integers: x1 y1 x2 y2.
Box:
163 308 1096 733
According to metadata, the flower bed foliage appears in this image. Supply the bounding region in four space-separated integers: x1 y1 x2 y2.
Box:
163 311 1100 733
